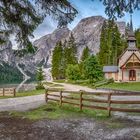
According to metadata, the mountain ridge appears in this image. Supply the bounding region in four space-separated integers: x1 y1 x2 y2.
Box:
0 16 126 82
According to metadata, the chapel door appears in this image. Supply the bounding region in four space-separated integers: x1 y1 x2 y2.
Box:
129 70 136 81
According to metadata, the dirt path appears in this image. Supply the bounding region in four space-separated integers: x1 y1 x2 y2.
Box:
0 94 46 112
0 115 140 140
53 82 96 92
0 83 140 140
0 82 140 112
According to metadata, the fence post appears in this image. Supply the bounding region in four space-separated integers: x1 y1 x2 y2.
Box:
45 89 48 103
107 93 112 117
60 91 63 107
13 88 16 97
3 88 5 96
80 90 83 111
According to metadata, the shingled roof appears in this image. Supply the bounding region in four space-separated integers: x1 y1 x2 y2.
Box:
103 66 119 73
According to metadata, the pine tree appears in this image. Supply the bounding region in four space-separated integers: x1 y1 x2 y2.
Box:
83 55 103 83
98 21 108 65
64 33 78 68
52 41 64 79
111 24 121 65
135 28 140 49
36 67 45 89
99 20 125 66
67 33 77 64
81 46 90 61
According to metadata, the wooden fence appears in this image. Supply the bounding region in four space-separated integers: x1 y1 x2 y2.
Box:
45 88 140 116
0 88 16 97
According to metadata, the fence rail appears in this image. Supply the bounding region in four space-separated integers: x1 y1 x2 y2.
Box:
0 88 16 97
45 88 140 116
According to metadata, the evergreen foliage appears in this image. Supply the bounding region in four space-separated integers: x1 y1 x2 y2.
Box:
66 64 81 81
0 62 23 84
99 20 125 66
81 46 90 61
79 46 90 79
135 28 140 49
52 41 65 79
52 35 78 80
101 0 140 19
36 67 45 90
0 0 77 52
64 33 78 66
83 55 103 83
1 0 139 54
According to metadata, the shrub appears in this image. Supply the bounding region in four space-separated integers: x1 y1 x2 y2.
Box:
83 55 103 83
66 64 81 81
36 83 45 90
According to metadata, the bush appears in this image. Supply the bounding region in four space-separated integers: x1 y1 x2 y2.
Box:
66 64 81 81
36 83 45 90
83 55 103 83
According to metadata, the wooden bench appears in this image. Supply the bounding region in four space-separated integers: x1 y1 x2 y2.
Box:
0 88 16 97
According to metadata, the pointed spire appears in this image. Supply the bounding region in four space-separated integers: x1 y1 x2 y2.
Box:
130 14 133 31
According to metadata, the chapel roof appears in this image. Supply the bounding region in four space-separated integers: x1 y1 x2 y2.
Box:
103 66 119 73
126 15 137 50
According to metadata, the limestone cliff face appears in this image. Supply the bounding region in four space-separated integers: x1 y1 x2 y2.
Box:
0 16 126 79
33 27 71 65
33 16 125 61
0 41 14 65
72 16 106 57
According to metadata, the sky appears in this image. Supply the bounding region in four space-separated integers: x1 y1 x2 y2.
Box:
15 0 140 44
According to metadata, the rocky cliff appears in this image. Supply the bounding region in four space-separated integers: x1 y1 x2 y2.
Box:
0 16 126 82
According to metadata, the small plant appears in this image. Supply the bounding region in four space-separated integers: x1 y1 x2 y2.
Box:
36 67 45 90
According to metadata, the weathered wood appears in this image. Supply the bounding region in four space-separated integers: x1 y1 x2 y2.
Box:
62 96 79 101
45 89 48 102
111 100 140 104
83 104 107 110
107 93 112 117
62 101 79 106
0 88 16 97
111 107 140 113
13 88 16 97
47 98 60 102
60 91 63 107
112 93 140 96
83 98 108 103
3 88 5 96
46 89 140 116
47 94 60 97
79 91 83 111
60 90 80 94
83 91 109 96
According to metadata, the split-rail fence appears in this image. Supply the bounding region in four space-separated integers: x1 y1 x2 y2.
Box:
45 88 140 116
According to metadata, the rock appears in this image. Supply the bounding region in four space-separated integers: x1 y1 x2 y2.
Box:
0 16 126 81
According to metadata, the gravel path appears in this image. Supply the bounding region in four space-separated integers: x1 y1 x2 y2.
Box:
0 82 140 112
54 82 96 92
0 94 46 112
0 116 140 140
0 83 140 140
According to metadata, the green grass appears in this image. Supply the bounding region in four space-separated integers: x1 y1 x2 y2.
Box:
53 79 66 83
54 79 140 92
100 82 140 91
9 102 108 120
16 89 45 97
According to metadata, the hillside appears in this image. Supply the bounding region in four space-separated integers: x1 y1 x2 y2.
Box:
0 16 126 82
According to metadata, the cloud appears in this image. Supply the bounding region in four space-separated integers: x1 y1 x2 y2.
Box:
32 16 57 41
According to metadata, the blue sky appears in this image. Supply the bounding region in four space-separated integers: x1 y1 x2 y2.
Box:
33 0 140 40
